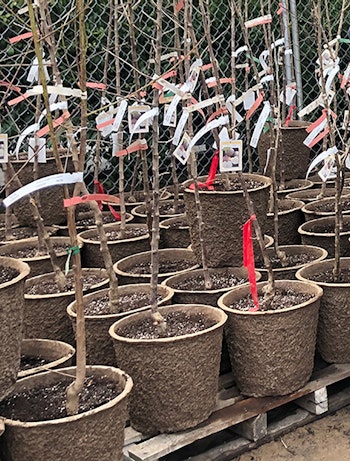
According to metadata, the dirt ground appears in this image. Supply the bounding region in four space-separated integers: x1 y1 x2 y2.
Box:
235 406 350 461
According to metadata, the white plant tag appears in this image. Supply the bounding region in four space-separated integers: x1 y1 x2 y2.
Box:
28 137 46 163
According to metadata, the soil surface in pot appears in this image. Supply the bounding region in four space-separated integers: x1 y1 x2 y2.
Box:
159 202 185 215
0 375 122 422
86 227 148 242
0 227 50 241
256 253 316 269
0 266 19 283
20 355 51 371
164 218 188 228
84 292 163 315
308 267 350 283
278 180 309 191
25 272 106 295
118 311 216 339
309 198 350 213
75 213 120 227
230 288 313 312
206 177 265 192
307 221 350 233
127 259 194 274
171 272 248 291
5 243 70 259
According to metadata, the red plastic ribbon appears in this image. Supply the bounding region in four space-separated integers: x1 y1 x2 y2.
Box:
277 2 283 14
93 180 121 220
37 111 70 137
206 107 228 125
243 215 260 312
188 150 219 191
9 31 33 44
285 104 295 127
245 91 264 120
64 194 120 207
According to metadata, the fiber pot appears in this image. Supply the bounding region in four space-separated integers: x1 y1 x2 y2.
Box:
286 187 350 203
113 248 199 285
109 304 227 434
183 173 272 267
302 196 350 222
19 339 75 378
296 258 350 363
67 284 174 366
55 211 133 236
0 365 132 461
0 257 30 401
131 199 185 223
0 226 58 244
258 120 311 181
162 267 261 306
218 279 323 397
78 223 150 268
23 268 108 344
10 151 74 226
109 190 172 213
276 179 313 199
265 199 305 245
255 245 328 281
159 215 190 249
0 237 82 277
298 216 350 257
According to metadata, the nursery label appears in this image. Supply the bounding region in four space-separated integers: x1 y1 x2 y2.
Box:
0 134 8 164
128 105 152 135
219 140 242 172
172 110 189 146
3 172 84 208
250 101 271 148
28 137 46 163
173 133 191 165
245 14 272 28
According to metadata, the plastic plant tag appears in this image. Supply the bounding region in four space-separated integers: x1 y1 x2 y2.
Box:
173 133 191 165
243 90 255 110
128 105 151 135
163 104 177 127
219 140 243 172
172 110 189 146
0 134 8 163
28 137 46 163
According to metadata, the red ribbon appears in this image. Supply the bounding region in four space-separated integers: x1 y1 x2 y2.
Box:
93 180 121 220
64 194 120 207
188 150 218 191
285 104 295 127
243 215 260 312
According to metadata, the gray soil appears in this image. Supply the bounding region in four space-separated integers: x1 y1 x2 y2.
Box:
84 292 163 315
86 227 148 242
127 259 194 274
171 272 247 291
256 254 315 269
309 267 350 283
25 273 106 295
230 288 313 312
0 266 19 284
6 243 70 259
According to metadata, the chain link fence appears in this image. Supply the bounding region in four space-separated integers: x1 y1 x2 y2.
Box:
0 0 348 194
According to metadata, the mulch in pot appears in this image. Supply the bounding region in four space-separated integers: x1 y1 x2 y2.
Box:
5 243 70 260
84 292 163 315
230 288 313 312
0 266 19 283
0 375 122 422
0 227 56 242
20 356 51 372
255 253 316 269
210 177 266 191
25 272 107 295
308 267 350 284
127 259 195 274
170 271 248 291
117 311 216 340
308 197 350 213
307 220 350 233
86 227 148 242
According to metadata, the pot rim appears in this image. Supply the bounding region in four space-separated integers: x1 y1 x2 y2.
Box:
24 268 108 299
18 339 76 378
161 267 261 294
67 284 175 320
1 365 133 427
0 256 30 288
298 215 350 237
267 199 305 217
159 215 188 229
302 197 350 216
78 223 149 244
131 199 184 218
296 257 350 287
109 303 227 344
183 173 272 195
276 179 313 195
217 279 323 315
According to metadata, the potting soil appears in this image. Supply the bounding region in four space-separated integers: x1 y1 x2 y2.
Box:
84 292 163 315
170 272 247 291
309 267 350 284
86 227 148 242
25 272 106 295
20 355 51 371
5 243 70 259
0 266 19 284
127 259 194 274
255 253 316 269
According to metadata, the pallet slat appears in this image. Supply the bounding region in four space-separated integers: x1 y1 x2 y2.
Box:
125 363 350 461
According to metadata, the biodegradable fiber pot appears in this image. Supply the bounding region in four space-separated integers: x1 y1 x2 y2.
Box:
256 245 328 281
298 216 350 258
296 258 350 363
23 268 108 344
302 197 350 222
275 179 313 199
109 304 227 434
258 120 311 181
19 339 75 378
265 199 305 245
10 152 74 227
183 173 272 267
78 223 150 268
218 279 323 397
0 365 132 461
113 248 199 285
286 187 350 203
0 237 81 278
67 284 174 366
0 257 30 401
131 199 185 223
162 267 261 306
159 215 190 249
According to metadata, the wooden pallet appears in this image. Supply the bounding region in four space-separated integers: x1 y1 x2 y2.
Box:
123 363 350 461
